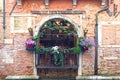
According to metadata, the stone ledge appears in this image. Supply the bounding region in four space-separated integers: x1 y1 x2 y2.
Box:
5 75 39 80
76 76 120 80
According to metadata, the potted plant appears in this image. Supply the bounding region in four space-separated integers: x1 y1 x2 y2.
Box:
25 39 36 51
78 37 95 52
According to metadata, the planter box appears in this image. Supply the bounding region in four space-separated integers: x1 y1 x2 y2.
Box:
26 45 36 51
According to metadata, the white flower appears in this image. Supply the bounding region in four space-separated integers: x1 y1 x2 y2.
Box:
52 46 59 51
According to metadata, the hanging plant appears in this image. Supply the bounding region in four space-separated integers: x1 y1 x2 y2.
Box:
70 47 81 54
25 39 36 51
78 37 95 52
51 46 64 66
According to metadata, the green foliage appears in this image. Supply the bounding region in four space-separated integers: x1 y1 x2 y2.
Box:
32 36 37 40
45 21 52 27
78 37 84 41
70 47 81 54
63 48 70 53
39 20 77 38
39 31 44 38
36 46 51 54
51 48 64 66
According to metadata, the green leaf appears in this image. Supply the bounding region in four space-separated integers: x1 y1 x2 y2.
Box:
71 47 81 54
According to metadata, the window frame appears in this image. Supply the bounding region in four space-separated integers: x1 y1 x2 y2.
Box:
98 21 120 47
39 18 78 48
10 14 32 33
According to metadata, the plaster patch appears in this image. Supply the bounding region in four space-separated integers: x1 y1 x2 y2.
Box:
104 56 118 60
4 39 13 44
1 50 14 64
5 58 13 64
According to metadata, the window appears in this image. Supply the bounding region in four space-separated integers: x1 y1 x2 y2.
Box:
10 14 32 33
98 21 120 47
39 18 78 48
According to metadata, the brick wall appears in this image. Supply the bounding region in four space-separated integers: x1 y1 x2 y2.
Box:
0 0 2 12
99 47 120 75
0 13 35 78
0 34 34 78
0 0 120 78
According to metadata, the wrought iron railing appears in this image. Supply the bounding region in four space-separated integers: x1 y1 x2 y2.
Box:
35 52 79 78
35 52 79 68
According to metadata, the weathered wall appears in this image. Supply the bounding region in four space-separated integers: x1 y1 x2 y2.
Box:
97 17 120 75
0 13 35 78
0 0 2 11
0 0 120 78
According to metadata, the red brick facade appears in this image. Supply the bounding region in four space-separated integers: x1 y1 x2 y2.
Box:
0 0 120 79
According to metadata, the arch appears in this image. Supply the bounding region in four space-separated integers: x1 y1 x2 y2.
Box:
34 15 83 76
34 15 82 36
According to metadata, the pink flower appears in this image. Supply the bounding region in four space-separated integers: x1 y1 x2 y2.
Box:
83 46 88 51
25 39 36 45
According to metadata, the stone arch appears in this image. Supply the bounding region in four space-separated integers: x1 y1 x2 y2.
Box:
34 15 83 36
34 15 83 76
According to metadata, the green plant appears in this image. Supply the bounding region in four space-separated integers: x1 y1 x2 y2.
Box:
32 36 37 40
36 46 51 54
39 20 77 39
70 47 81 54
78 37 95 52
63 48 70 53
36 46 45 53
39 31 45 38
51 46 64 66
25 39 36 51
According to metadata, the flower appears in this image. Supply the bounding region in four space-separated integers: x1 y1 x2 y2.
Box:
25 39 36 49
78 37 95 51
52 46 59 51
25 39 36 45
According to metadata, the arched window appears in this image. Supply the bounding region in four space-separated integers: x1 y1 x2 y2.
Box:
36 18 79 77
38 18 78 48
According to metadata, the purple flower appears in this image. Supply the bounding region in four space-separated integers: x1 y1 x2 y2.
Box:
80 39 86 46
79 38 95 47
25 39 36 45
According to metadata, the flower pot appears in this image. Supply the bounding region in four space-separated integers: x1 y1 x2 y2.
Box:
26 45 36 51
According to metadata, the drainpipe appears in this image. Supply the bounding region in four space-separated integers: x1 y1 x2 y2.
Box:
3 0 6 39
94 7 110 75
9 1 17 15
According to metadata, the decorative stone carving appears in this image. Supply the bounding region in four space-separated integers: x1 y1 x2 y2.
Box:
101 0 106 6
17 0 22 8
45 0 49 8
73 0 77 7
